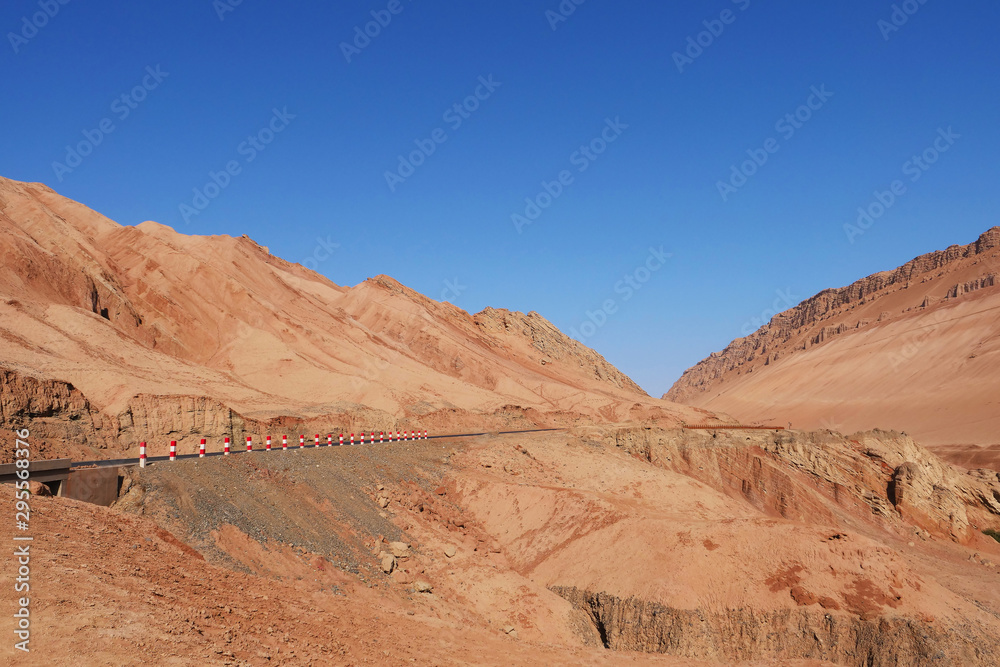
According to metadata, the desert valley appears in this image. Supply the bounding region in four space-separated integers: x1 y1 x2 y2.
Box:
2 176 1000 666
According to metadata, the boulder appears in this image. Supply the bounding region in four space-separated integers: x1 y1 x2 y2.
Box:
380 553 396 574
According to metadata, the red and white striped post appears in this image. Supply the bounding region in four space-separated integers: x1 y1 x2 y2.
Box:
339 434 344 446
299 435 305 449
396 430 401 441
314 434 320 448
282 435 288 451
246 436 253 453
361 432 366 445
350 433 355 445
327 434 333 446
169 441 177 461
370 432 375 444
224 436 231 455
266 435 272 451
423 430 427 440
199 438 206 458
380 431 384 443
139 442 147 468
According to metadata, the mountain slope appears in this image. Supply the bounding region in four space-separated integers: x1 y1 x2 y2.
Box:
0 176 701 460
666 228 1000 446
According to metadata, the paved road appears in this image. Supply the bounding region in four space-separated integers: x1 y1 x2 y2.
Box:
71 428 563 469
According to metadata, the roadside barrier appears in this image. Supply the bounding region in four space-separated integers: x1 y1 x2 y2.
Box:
135 427 431 465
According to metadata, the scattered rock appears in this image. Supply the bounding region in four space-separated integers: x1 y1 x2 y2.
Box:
818 596 841 610
434 486 447 496
380 553 396 574
414 581 432 593
28 480 50 496
391 569 413 585
790 585 818 606
390 542 411 558
444 546 457 558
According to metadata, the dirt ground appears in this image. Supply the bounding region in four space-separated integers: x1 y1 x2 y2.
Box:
4 429 999 665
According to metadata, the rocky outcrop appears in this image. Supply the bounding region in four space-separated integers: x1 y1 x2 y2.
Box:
553 586 1000 665
474 308 646 394
0 367 117 462
946 273 996 298
607 427 1000 546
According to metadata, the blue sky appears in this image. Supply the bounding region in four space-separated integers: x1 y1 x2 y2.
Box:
3 1 998 397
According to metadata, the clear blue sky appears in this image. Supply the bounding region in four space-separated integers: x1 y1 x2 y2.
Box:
3 1 998 397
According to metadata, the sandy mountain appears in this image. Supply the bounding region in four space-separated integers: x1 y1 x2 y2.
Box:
666 228 1000 451
0 176 701 461
6 177 1000 666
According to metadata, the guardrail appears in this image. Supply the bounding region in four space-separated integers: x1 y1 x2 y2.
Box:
0 458 72 484
683 424 785 430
